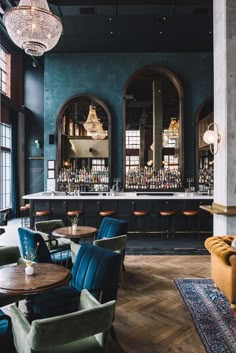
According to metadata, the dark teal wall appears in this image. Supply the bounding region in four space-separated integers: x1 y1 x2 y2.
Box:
24 57 44 193
44 52 213 189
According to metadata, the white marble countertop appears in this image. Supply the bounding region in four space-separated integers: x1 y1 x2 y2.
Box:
23 191 213 200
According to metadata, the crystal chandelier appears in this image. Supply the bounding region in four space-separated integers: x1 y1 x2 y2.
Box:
3 0 63 56
90 124 107 140
83 105 107 140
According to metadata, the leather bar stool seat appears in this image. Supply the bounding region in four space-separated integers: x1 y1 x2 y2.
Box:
160 210 177 217
160 210 177 239
133 210 149 237
183 210 200 238
133 210 149 217
34 210 51 227
35 210 51 217
99 210 116 217
66 210 82 217
183 210 199 217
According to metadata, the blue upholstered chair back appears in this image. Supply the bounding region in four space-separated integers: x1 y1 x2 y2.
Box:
70 243 121 303
97 217 128 240
18 227 52 263
0 310 16 353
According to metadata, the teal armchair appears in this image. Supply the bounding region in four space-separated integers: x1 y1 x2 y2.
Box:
10 289 116 353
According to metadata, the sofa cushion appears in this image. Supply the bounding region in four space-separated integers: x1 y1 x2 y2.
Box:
205 236 236 265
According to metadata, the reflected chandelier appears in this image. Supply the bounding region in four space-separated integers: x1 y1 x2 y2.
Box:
84 105 106 140
3 0 63 56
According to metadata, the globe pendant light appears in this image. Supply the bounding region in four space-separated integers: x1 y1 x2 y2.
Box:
3 0 63 56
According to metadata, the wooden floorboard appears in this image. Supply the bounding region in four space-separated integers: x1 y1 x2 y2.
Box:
114 255 211 353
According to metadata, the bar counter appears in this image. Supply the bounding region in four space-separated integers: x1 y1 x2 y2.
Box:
23 191 212 200
23 192 213 234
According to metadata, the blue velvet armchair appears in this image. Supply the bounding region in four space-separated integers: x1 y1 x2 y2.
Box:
32 243 121 318
18 227 72 268
96 217 128 239
0 310 16 353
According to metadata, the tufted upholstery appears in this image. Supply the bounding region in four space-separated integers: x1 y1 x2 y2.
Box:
205 235 236 266
205 235 236 309
18 227 72 268
97 217 128 240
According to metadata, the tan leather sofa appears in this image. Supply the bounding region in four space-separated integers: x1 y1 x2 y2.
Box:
205 235 236 310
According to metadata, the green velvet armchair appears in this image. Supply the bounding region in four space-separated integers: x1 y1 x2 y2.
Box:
0 246 25 307
34 219 70 250
10 289 116 353
93 235 127 288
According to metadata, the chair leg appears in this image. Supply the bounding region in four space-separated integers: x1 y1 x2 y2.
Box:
120 266 125 289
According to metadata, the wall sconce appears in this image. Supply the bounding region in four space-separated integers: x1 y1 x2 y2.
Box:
35 140 41 149
203 123 221 155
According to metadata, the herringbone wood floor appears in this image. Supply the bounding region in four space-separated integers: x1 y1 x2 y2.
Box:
114 255 211 353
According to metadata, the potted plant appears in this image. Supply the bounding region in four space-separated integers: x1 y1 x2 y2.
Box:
68 214 80 231
24 242 40 275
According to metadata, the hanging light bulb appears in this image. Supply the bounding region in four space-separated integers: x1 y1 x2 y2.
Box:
3 0 63 56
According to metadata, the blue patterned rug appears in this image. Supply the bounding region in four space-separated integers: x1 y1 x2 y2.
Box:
174 278 236 353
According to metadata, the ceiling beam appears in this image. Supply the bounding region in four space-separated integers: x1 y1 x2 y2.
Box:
48 0 212 7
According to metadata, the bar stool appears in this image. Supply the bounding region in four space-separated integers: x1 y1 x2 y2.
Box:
133 210 149 238
20 204 30 228
66 210 83 217
99 210 116 217
160 210 177 239
66 210 83 224
34 210 51 227
183 210 199 239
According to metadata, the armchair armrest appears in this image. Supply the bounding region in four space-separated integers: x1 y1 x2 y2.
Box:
0 246 21 267
10 305 31 353
38 231 59 249
79 288 102 310
25 290 116 351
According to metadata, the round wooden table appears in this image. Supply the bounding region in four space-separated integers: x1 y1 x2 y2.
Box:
52 226 98 243
0 263 70 295
0 263 70 321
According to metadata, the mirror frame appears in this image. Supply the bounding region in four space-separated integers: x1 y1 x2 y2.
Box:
122 65 184 190
56 93 112 182
195 96 213 190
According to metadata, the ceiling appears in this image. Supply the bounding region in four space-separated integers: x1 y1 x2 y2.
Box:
0 0 213 53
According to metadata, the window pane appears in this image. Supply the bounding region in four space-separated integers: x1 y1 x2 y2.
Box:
0 122 12 209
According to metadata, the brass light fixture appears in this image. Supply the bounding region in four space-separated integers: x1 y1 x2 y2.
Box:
3 0 63 56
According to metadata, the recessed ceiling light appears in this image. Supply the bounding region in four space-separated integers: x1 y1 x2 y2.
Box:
110 31 114 35
209 30 212 34
159 31 163 35
109 17 112 21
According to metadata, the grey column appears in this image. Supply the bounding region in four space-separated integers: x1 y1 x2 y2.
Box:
213 0 236 234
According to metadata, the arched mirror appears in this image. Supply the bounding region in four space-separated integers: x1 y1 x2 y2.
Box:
195 97 213 192
56 94 111 192
123 65 184 191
